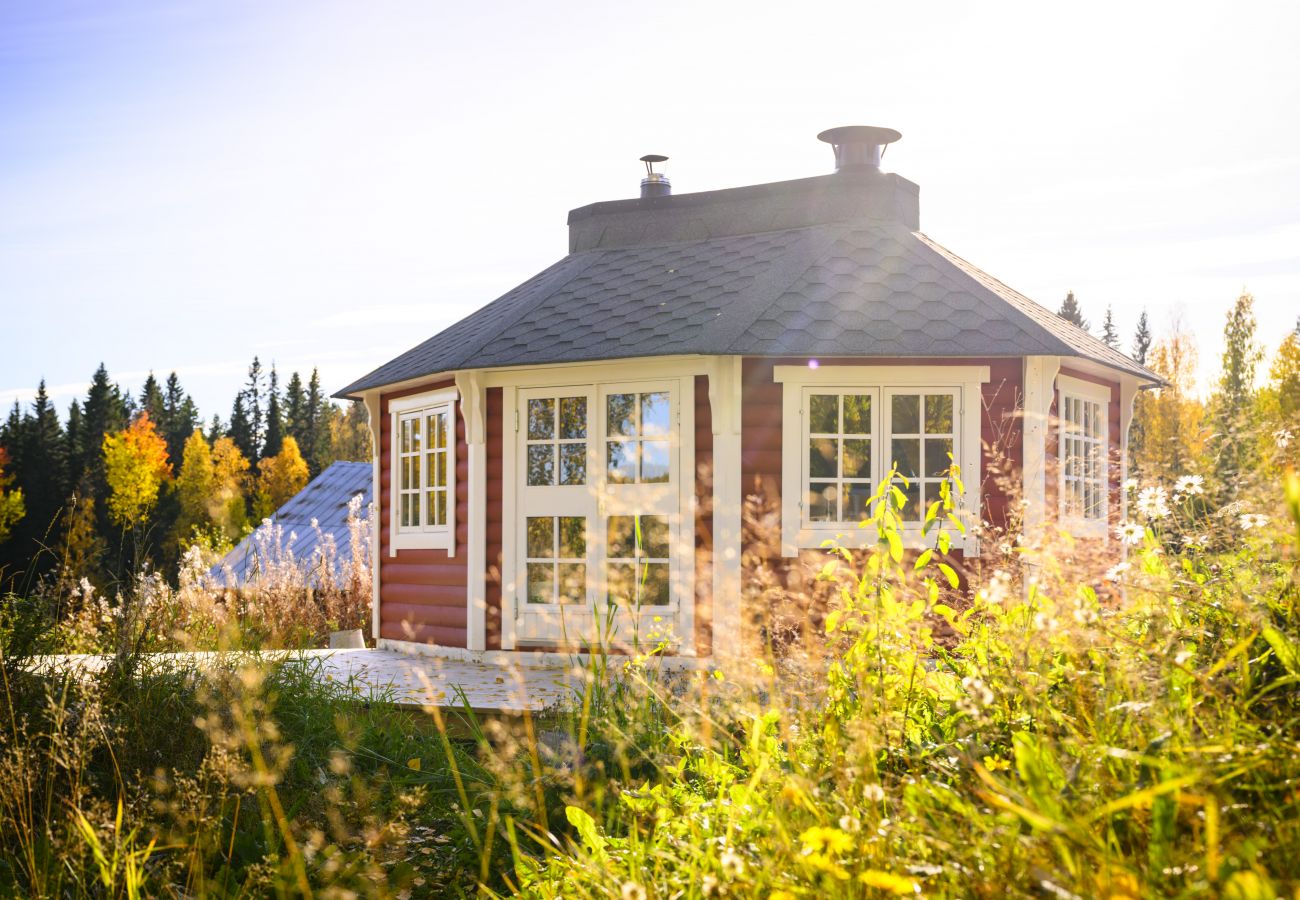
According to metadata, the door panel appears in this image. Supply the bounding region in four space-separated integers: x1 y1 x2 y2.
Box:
511 379 686 650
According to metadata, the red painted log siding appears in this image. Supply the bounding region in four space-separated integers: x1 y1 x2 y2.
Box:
739 357 1025 594
694 375 714 657
1049 367 1124 538
378 380 470 647
485 387 505 651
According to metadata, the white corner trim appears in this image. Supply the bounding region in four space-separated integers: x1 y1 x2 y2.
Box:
776 365 988 558
708 356 743 660
362 391 382 643
1021 356 1061 541
456 371 487 653
388 386 460 558
499 385 519 650
1118 378 1139 529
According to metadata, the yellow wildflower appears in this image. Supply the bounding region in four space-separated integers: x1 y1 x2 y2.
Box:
859 869 920 894
799 825 854 856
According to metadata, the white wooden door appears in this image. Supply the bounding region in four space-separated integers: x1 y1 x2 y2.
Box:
514 386 598 645
511 379 690 651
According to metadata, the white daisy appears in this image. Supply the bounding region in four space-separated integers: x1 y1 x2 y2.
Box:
1115 521 1145 545
1136 486 1171 519
1123 477 1139 493
1276 429 1294 449
1239 513 1269 531
1105 561 1131 582
1173 474 1204 497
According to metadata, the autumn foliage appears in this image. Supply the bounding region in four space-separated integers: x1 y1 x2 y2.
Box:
103 413 173 527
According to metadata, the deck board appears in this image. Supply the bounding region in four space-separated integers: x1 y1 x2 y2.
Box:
34 649 579 714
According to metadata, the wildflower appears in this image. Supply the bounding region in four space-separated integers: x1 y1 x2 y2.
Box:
720 848 745 879
1032 611 1059 632
1123 477 1138 493
839 814 862 832
702 875 719 896
1105 561 1131 582
1115 521 1144 545
1072 602 1098 625
859 870 920 894
1136 486 1170 519
799 825 854 856
1239 513 1268 530
862 782 885 803
621 882 647 900
983 755 1010 772
1276 428 1294 449
1173 474 1204 497
961 675 994 707
769 892 796 900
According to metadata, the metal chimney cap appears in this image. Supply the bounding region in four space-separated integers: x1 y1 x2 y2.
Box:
816 126 902 147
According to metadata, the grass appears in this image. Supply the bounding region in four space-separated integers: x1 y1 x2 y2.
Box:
0 468 1297 897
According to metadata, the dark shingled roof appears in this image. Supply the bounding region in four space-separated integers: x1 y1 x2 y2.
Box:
337 169 1157 397
211 461 371 586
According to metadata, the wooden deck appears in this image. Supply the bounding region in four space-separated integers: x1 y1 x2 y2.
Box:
36 649 580 714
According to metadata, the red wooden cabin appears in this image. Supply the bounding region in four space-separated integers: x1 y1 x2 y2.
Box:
336 126 1158 663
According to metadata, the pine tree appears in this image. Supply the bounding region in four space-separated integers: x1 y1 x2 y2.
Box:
243 357 266 462
1133 310 1152 366
263 365 284 459
139 373 166 425
205 414 224 445
162 372 198 467
18 381 69 549
229 393 255 463
304 369 326 475
80 364 129 501
1100 306 1119 350
284 371 307 451
1211 291 1263 497
64 401 85 490
1057 291 1089 330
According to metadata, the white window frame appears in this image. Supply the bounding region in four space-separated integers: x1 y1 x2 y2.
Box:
389 387 458 556
1056 374 1110 540
775 365 988 557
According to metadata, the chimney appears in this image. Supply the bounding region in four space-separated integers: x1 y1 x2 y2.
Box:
817 125 902 172
639 154 671 198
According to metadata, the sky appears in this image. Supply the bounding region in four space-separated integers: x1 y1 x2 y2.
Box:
2 0 1298 422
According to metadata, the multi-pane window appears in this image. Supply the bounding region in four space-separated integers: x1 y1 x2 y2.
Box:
606 392 671 484
888 391 955 521
527 396 587 486
397 406 451 531
605 515 670 607
807 393 874 523
800 387 959 526
1060 392 1106 521
525 516 587 604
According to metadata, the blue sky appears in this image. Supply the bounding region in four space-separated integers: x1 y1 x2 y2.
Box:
2 0 1298 421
